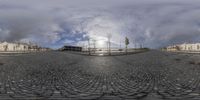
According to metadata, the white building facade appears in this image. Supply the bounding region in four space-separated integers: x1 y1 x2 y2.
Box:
166 43 200 52
0 42 49 52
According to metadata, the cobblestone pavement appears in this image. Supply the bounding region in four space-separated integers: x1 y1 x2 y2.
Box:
0 51 200 100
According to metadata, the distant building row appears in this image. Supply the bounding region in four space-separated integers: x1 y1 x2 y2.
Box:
0 42 50 52
166 43 200 51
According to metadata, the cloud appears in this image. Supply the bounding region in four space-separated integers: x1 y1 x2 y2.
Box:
0 0 200 48
0 7 63 45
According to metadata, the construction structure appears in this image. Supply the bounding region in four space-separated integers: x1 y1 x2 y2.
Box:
60 46 82 52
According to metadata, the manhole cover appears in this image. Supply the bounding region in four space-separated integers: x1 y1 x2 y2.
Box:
189 61 196 65
175 58 181 61
0 62 4 65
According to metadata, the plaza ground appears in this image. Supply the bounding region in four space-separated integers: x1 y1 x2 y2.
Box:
0 50 200 100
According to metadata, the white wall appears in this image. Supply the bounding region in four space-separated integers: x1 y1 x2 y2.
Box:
167 43 200 52
0 42 30 52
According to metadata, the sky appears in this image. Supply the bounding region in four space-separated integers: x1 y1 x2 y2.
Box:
0 0 200 49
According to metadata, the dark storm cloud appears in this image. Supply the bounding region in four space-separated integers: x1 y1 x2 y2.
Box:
0 0 200 48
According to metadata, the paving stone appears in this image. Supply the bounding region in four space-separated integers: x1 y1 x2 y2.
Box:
0 51 199 99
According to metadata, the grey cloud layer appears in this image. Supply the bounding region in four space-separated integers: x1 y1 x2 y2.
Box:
0 0 200 48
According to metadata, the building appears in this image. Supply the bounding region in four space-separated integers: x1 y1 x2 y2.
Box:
178 43 200 51
60 46 82 52
166 45 180 51
0 41 50 52
166 43 200 52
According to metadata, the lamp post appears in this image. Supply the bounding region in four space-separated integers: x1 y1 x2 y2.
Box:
93 39 96 54
88 38 91 55
107 33 112 55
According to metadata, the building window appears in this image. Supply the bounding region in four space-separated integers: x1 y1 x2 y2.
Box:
197 45 200 50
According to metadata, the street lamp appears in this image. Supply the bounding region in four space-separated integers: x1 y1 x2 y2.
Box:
88 38 91 55
107 33 112 55
93 39 96 54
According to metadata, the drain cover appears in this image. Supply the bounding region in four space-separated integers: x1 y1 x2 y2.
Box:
0 62 4 65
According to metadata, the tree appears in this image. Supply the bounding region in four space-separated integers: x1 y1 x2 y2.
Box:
125 37 129 54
